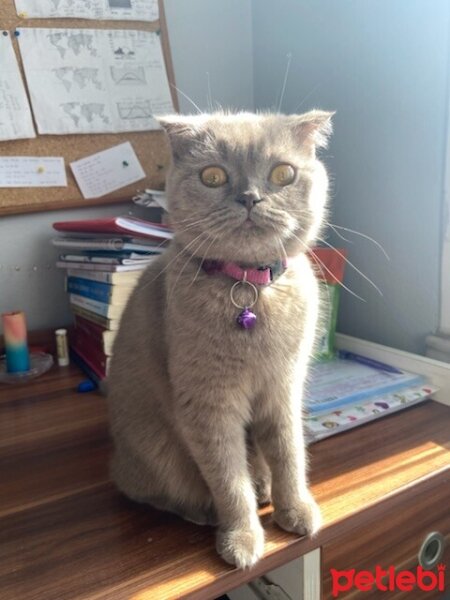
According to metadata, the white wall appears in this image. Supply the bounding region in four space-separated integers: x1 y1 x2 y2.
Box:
0 0 254 331
252 0 450 354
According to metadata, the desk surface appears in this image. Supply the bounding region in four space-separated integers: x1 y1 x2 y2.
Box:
1 364 449 600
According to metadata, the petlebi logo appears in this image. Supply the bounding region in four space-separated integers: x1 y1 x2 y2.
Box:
331 563 446 597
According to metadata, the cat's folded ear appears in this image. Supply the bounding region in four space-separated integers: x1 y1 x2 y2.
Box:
158 114 206 160
289 110 335 150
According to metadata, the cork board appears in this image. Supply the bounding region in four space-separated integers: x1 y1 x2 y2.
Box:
0 0 178 216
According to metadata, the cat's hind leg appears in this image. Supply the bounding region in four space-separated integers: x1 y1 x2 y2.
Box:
110 435 216 525
247 433 272 506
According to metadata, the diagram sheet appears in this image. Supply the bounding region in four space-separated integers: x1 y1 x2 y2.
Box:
17 28 174 135
14 0 158 22
0 33 36 141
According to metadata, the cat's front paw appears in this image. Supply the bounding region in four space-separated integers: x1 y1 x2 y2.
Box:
216 522 265 569
273 496 322 536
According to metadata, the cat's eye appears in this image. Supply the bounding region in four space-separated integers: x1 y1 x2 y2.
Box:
269 163 296 186
200 166 228 188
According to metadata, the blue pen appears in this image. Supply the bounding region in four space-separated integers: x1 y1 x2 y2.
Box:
338 350 403 374
77 379 97 393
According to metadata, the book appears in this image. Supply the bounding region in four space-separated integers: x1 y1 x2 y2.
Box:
67 268 142 285
59 252 158 266
74 315 117 355
69 340 108 379
305 383 438 442
53 217 173 240
70 347 107 393
304 352 424 415
52 236 167 253
69 293 125 319
71 304 121 330
66 276 134 306
70 325 110 376
57 261 148 273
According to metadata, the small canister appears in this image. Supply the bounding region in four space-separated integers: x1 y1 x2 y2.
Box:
55 328 69 367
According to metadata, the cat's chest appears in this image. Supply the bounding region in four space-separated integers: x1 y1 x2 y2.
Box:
168 269 315 362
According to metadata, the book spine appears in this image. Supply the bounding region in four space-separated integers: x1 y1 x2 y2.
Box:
74 315 105 346
70 348 104 387
69 293 110 318
74 314 106 338
67 269 114 283
70 344 106 380
67 277 112 304
70 331 108 377
67 269 139 286
73 316 114 357
71 304 117 330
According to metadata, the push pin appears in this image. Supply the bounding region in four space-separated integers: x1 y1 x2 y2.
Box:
2 31 8 37
122 160 129 167
37 166 45 174
18 11 28 18
14 30 20 37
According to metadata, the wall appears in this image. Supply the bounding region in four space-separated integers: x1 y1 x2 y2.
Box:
0 0 254 331
252 0 450 354
164 0 254 113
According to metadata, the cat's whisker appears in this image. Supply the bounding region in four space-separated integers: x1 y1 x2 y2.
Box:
169 83 202 114
277 237 289 262
290 232 366 302
206 72 213 112
168 233 212 301
189 233 220 287
327 223 390 260
293 82 322 113
172 217 230 295
141 231 209 289
327 224 353 245
316 236 383 297
277 52 293 113
287 232 332 308
172 219 211 234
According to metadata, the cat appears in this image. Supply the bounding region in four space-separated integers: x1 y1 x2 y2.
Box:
108 109 333 569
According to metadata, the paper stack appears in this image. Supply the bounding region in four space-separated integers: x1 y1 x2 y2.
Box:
305 351 438 442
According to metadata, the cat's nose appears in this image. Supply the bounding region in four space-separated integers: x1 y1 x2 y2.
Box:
235 192 263 210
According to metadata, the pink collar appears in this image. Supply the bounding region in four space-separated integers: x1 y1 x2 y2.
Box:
202 258 288 285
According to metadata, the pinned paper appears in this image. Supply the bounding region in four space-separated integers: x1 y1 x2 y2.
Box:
0 157 67 187
17 28 174 135
14 0 158 21
0 32 35 141
70 142 145 199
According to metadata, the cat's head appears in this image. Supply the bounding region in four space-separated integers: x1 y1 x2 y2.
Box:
160 110 333 264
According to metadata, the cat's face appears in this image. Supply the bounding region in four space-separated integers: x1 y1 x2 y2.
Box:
160 111 333 264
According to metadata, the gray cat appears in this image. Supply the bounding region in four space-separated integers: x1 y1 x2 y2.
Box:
108 110 333 568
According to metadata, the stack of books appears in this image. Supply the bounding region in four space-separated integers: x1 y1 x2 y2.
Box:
52 216 172 384
305 350 438 442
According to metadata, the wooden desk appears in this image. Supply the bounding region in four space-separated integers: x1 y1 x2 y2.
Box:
1 364 449 600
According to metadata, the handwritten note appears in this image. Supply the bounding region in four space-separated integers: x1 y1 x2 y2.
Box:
0 157 67 187
70 142 145 199
0 33 36 141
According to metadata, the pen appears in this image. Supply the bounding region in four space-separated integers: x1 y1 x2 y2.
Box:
338 350 404 374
